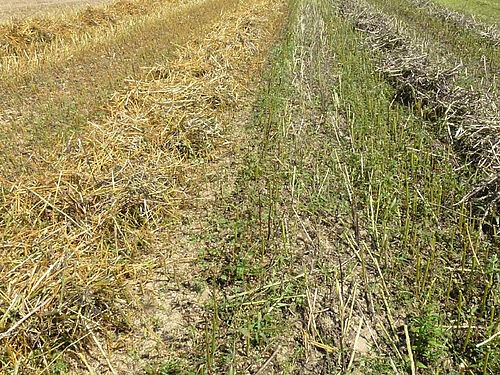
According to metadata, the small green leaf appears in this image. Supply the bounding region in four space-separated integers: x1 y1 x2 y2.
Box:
416 361 428 369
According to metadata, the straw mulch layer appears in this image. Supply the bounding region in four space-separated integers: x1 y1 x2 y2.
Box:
339 0 499 217
0 0 283 372
0 0 166 58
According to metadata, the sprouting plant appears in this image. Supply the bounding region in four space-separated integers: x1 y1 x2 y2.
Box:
143 358 185 375
409 310 449 368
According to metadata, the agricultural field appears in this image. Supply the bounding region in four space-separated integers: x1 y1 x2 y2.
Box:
0 0 498 374
434 0 500 23
0 1 111 20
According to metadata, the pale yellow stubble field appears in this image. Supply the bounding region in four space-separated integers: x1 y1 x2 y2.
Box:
0 0 111 20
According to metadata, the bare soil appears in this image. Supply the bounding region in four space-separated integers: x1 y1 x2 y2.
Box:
0 0 111 20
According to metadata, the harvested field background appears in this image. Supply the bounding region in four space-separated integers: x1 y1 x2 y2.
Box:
435 0 500 23
0 0 111 20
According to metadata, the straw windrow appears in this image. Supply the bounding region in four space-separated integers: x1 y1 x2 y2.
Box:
0 0 167 70
338 0 499 217
411 0 500 42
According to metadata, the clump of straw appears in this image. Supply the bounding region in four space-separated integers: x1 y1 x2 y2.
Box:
0 0 158 57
